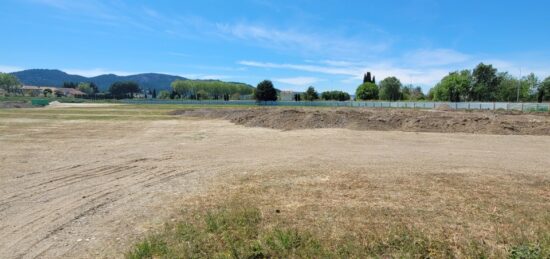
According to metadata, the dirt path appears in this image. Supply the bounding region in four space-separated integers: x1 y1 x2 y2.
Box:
1 116 549 258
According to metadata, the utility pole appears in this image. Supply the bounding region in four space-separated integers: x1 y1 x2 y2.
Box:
517 68 521 102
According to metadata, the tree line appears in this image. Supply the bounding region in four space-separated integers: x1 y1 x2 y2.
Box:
3 63 550 102
167 80 254 100
353 64 550 103
355 75 427 101
428 63 548 102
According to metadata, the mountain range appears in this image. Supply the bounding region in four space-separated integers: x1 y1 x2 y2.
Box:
10 69 243 92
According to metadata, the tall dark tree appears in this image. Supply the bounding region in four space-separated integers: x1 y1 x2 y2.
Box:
304 86 319 101
152 89 157 99
472 63 501 101
89 82 99 93
109 81 140 99
372 76 376 84
363 72 372 83
254 80 277 101
539 76 550 102
62 82 78 89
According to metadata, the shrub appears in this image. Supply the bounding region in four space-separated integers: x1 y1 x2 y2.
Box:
321 90 351 101
508 244 542 259
355 82 379 100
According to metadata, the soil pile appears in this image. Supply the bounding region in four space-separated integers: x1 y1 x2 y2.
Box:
169 107 550 135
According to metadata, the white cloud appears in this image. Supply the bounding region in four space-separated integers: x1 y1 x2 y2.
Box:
240 60 450 88
217 22 390 57
32 0 153 31
274 77 320 86
405 49 471 67
238 61 360 76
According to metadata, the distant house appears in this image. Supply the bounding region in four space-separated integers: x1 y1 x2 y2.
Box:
22 86 52 97
21 86 85 97
57 88 86 97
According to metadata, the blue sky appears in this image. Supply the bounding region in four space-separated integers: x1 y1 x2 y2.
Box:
1 0 549 93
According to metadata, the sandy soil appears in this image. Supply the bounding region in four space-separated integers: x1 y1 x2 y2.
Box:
170 107 550 135
0 102 34 109
1 112 549 258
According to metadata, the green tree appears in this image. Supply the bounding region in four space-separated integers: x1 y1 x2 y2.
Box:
43 88 52 97
171 80 193 98
89 82 99 93
431 70 472 102
355 82 378 100
321 90 350 101
401 85 425 101
0 73 21 94
524 73 539 101
254 80 277 101
77 82 94 95
196 89 209 100
171 80 254 100
109 81 140 99
472 63 500 101
497 73 533 102
538 76 550 102
304 86 319 101
63 82 78 89
363 72 376 84
379 77 402 101
158 90 170 99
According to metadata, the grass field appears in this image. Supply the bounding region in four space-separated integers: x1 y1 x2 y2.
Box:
0 104 548 258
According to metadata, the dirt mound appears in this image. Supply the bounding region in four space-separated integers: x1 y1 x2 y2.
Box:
169 107 550 135
0 101 34 109
435 104 452 111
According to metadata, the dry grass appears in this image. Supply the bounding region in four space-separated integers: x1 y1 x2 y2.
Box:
129 167 549 258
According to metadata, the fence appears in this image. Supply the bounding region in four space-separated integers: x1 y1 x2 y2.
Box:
122 99 550 112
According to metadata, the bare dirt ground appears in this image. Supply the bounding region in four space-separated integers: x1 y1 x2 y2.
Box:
0 102 34 109
0 107 549 258
45 102 123 108
170 107 550 135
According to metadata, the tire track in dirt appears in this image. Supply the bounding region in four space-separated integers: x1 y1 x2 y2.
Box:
0 164 136 207
1 155 201 258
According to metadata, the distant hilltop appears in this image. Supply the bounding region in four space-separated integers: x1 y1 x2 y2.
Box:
9 69 251 92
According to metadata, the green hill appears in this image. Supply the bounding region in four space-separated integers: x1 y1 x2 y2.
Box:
10 69 253 92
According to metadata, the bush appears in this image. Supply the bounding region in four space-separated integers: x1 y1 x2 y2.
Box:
321 90 351 101
356 82 379 100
